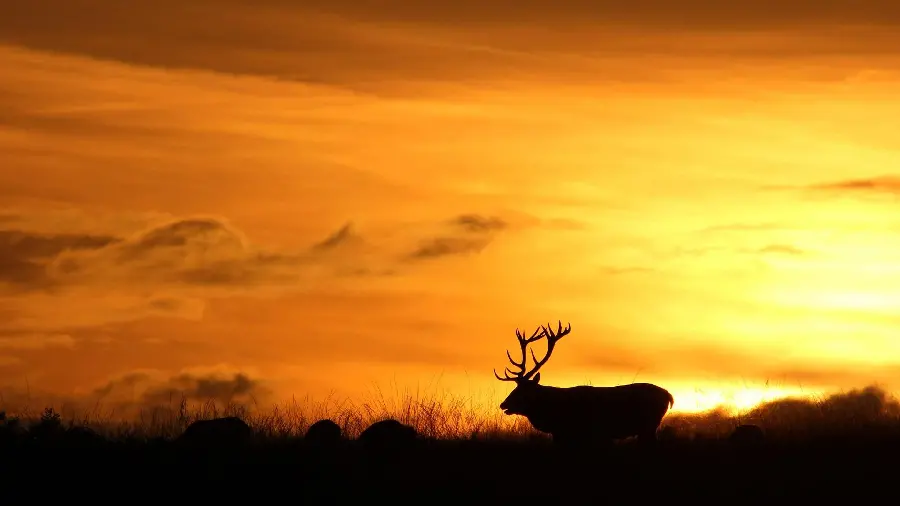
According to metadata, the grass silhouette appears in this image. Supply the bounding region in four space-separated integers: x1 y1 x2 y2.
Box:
2 383 899 501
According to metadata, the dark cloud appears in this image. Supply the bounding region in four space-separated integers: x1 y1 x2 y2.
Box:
137 372 267 407
4 0 900 93
311 222 358 251
451 215 508 233
408 214 508 261
0 369 272 417
253 0 900 28
121 218 239 252
0 213 521 333
89 370 271 409
146 297 188 312
409 237 495 260
46 217 305 288
0 229 118 259
46 214 513 278
0 229 119 289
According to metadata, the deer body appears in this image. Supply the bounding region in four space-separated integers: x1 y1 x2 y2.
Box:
494 322 674 445
504 382 674 444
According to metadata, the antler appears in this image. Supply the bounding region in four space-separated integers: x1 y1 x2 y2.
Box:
494 321 571 382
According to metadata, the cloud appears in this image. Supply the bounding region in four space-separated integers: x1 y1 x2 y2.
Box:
410 237 496 260
451 214 508 233
698 222 788 234
0 332 75 351
756 244 806 256
806 175 900 195
0 229 119 288
0 211 521 333
91 369 270 408
408 214 508 260
275 1 900 29
45 214 510 288
0 216 354 333
600 266 656 275
541 218 588 231
0 331 76 376
0 367 274 417
46 217 304 289
765 175 900 199
4 0 899 94
311 222 358 251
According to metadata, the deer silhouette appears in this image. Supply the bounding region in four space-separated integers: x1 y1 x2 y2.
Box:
494 321 674 446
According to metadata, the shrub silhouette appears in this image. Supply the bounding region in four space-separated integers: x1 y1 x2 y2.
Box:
29 407 63 442
729 424 765 447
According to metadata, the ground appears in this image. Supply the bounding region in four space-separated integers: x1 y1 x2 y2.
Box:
3 429 898 502
3 385 898 502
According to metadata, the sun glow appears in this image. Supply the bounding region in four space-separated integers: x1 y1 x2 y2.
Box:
667 385 820 414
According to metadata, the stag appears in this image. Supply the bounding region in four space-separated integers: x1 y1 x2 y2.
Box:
494 321 674 446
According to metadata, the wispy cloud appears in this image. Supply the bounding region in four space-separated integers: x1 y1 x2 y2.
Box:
0 366 274 417
408 214 508 260
756 244 806 256
311 222 358 251
0 229 119 288
767 175 900 199
5 0 900 95
807 175 900 195
0 211 522 336
600 266 656 276
0 332 75 351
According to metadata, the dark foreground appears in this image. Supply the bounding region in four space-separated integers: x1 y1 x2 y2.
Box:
3 435 898 503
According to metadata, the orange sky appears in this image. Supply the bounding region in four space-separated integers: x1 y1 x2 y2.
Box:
3 0 900 416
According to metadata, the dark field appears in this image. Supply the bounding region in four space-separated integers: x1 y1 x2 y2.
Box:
3 385 899 503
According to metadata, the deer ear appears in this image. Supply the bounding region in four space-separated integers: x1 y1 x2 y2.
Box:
533 372 541 384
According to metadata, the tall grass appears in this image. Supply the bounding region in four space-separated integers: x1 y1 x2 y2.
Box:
3 383 900 442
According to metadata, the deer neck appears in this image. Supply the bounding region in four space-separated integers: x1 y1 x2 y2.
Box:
525 384 562 411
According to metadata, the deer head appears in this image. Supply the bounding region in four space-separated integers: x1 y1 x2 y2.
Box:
494 321 571 416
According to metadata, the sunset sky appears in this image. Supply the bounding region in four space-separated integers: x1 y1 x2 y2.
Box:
3 0 900 416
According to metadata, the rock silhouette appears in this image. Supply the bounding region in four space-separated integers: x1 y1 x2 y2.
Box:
305 419 342 446
176 416 252 447
58 426 106 448
358 419 418 449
